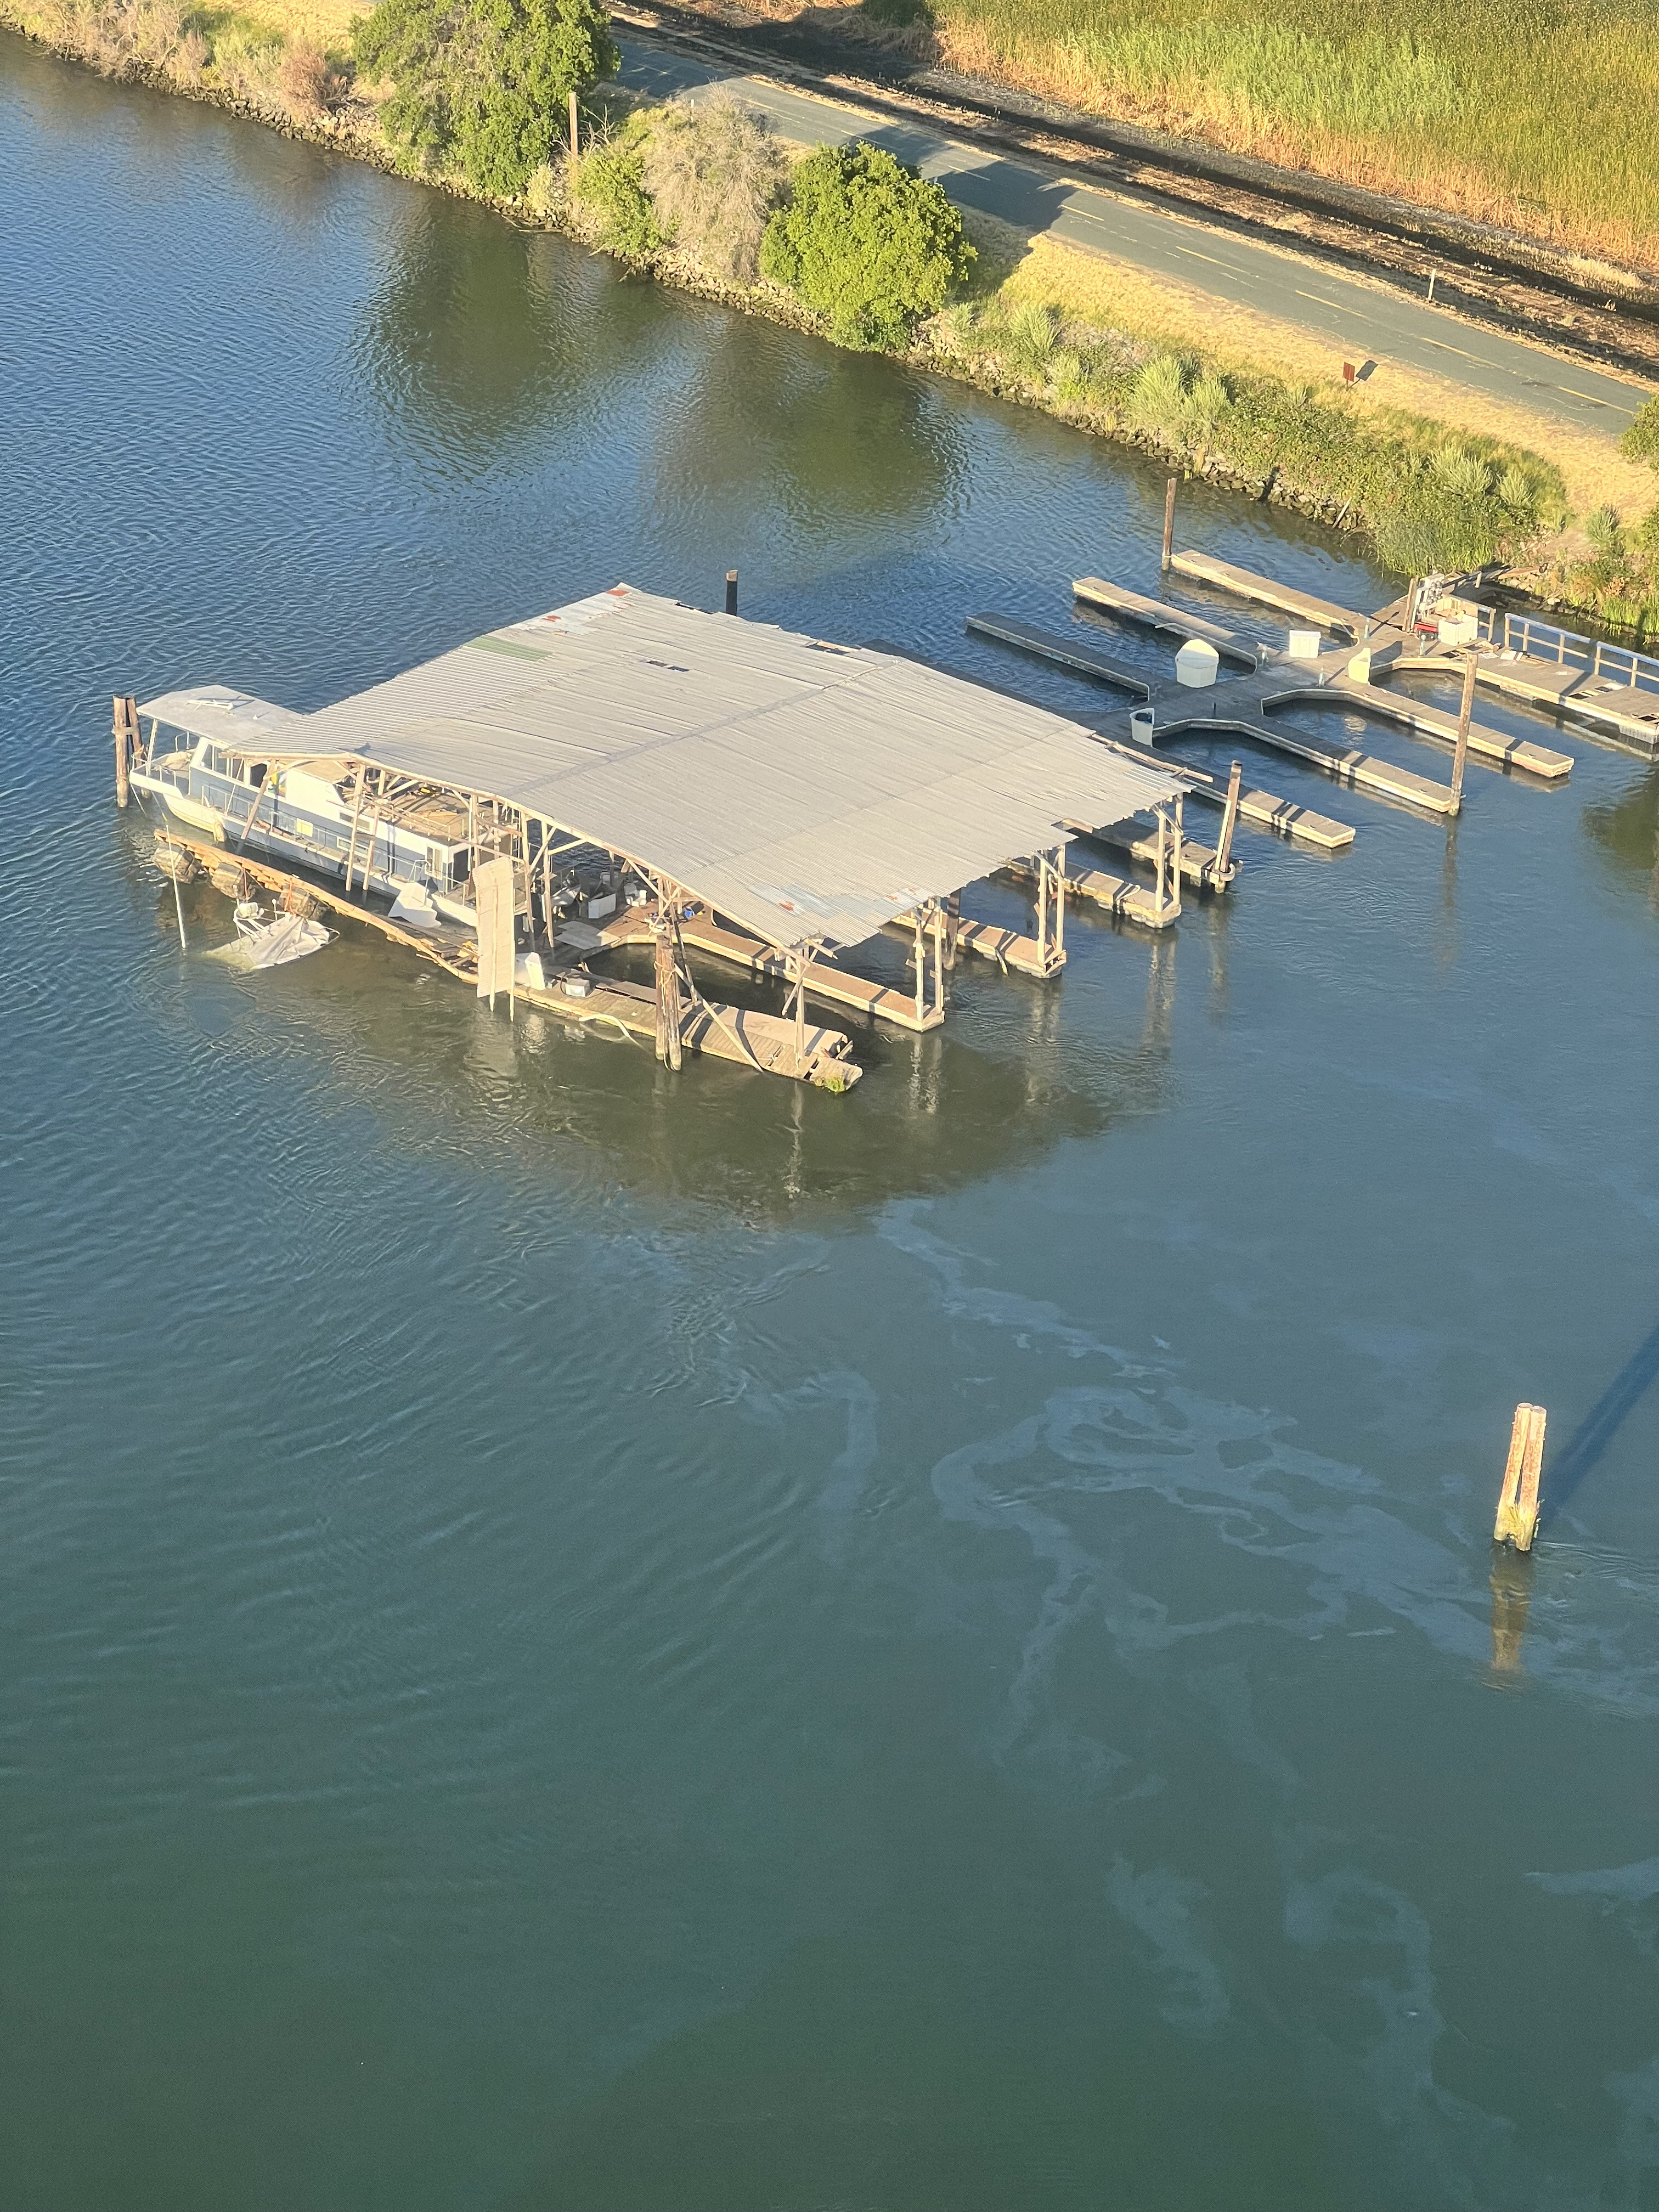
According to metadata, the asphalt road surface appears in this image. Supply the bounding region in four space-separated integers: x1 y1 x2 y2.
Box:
619 39 1653 437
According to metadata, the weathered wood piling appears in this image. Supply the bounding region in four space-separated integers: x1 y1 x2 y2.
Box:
1493 1402 1547 1551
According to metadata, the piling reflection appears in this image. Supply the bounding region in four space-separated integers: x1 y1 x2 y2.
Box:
1436 813 1460 968
1488 1547 1533 1680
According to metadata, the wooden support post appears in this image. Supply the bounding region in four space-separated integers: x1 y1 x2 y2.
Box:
1451 648 1477 813
945 888 960 969
792 950 806 1074
568 88 579 178
1493 1402 1547 1551
1036 854 1048 969
1212 759 1243 888
1052 847 1065 961
652 918 676 1066
1161 477 1176 573
112 695 137 808
1153 808 1169 921
1402 576 1419 638
913 915 925 1025
725 569 738 617
1169 797 1184 918
931 900 944 1015
342 770 365 892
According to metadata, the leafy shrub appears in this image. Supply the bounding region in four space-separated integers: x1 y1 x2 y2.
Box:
1621 395 1659 469
760 142 975 349
352 0 617 197
642 95 788 285
575 112 665 258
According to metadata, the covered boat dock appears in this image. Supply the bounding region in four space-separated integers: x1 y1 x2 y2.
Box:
128 584 1186 1087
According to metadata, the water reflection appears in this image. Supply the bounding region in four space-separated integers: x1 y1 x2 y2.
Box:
1582 765 1659 909
144 857 1176 1224
642 312 968 537
1488 1548 1532 1679
350 207 664 468
349 203 966 539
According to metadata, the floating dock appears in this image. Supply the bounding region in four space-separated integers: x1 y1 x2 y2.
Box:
1072 577 1259 664
1290 676 1573 780
1167 551 1363 639
967 612 1152 697
966 615 1358 851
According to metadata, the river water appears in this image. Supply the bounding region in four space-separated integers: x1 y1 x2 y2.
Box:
4 33 1658 2211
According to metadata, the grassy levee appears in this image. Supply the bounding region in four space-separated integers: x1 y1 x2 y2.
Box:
863 0 1659 273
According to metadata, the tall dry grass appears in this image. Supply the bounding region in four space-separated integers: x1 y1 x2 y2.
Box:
913 0 1659 269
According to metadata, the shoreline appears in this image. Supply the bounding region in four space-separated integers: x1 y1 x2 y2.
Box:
4 12 1653 641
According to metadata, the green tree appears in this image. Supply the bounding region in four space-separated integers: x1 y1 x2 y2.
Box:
352 0 617 198
760 142 974 350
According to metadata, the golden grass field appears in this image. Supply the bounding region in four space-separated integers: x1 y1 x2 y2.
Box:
846 0 1659 273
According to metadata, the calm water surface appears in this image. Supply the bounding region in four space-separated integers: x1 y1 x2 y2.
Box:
3 35 1658 2211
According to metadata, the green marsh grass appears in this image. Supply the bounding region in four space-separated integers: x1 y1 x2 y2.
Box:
924 0 1659 267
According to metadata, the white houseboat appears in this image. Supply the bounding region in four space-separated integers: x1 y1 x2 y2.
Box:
129 685 475 914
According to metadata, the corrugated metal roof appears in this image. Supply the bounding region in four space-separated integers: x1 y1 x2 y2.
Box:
234 587 1183 952
137 686 305 742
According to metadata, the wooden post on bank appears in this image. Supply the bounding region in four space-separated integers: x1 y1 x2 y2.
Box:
1161 478 1177 573
1493 1402 1546 1551
568 89 579 181
1451 648 1477 812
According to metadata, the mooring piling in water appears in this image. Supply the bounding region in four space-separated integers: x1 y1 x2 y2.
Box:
112 694 138 808
1493 1401 1547 1551
1161 477 1177 573
1451 648 1477 812
725 569 738 616
1209 760 1243 888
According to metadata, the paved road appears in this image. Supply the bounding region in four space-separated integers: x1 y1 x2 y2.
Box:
619 40 1652 437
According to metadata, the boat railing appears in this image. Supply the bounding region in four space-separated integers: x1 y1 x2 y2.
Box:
1475 605 1659 696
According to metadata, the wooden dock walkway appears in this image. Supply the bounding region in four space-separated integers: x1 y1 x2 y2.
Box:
968 611 1358 851
1185 778 1355 851
1393 648 1659 749
968 612 1358 851
1159 712 1457 814
602 904 947 1029
1168 551 1363 639
1148 556 1581 782
1000 853 1174 930
1072 577 1259 664
966 613 1152 697
1296 677 1574 780
164 834 862 1085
